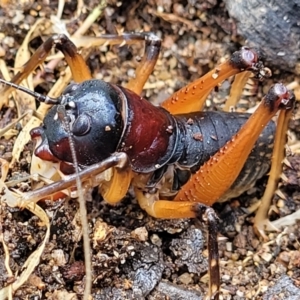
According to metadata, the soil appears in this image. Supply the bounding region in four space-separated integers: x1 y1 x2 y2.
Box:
0 1 300 300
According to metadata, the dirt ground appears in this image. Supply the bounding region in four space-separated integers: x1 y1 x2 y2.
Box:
0 1 300 299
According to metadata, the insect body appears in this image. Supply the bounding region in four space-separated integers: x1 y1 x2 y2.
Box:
31 79 275 203
0 33 295 300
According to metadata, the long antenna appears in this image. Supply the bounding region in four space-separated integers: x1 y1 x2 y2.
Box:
56 105 92 297
0 78 59 104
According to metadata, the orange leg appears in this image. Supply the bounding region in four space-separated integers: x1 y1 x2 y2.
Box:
125 33 161 95
161 47 267 114
135 188 220 300
98 157 133 205
253 106 294 238
1 34 92 99
174 84 295 206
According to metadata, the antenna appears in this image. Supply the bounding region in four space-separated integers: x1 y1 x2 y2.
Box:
56 105 92 294
0 78 59 104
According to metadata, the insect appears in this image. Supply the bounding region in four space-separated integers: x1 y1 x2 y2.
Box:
0 33 295 299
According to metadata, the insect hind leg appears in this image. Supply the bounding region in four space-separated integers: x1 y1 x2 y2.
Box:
135 189 220 300
254 106 294 239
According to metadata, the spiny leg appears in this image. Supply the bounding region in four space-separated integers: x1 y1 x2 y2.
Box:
253 106 294 239
135 189 220 300
161 47 267 114
0 32 160 122
174 84 295 206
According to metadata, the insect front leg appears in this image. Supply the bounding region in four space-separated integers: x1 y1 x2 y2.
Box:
1 34 92 99
67 31 162 95
0 32 162 108
6 153 131 206
122 32 161 94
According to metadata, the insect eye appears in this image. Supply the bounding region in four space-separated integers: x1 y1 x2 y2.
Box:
65 101 76 110
71 113 91 136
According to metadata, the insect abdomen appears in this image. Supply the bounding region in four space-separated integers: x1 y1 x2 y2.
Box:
172 111 275 200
